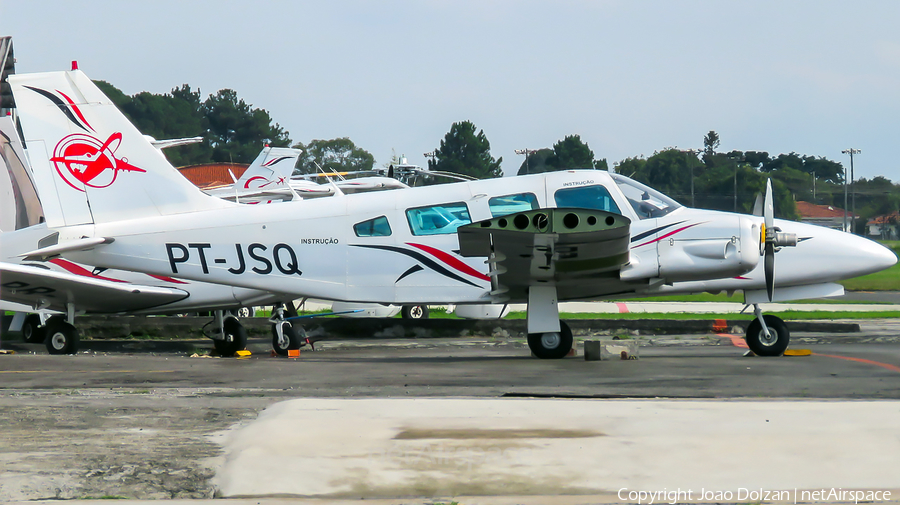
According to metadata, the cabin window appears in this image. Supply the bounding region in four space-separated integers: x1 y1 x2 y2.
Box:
354 216 392 237
554 185 621 214
406 202 471 235
488 193 539 218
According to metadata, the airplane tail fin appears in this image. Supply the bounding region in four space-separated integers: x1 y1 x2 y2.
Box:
235 146 303 194
9 69 231 228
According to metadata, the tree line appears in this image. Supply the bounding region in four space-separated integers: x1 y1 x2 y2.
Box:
103 81 897 232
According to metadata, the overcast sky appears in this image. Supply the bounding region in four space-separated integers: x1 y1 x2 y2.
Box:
2 1 898 180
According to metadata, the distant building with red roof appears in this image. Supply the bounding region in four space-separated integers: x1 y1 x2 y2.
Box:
867 211 900 240
177 163 249 189
795 201 855 232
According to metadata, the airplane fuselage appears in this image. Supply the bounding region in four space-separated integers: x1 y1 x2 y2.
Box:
59 170 895 306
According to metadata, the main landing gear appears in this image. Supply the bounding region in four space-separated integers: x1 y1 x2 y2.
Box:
401 304 430 319
269 302 306 356
204 310 248 356
744 303 790 356
22 304 81 354
525 286 574 359
528 320 573 359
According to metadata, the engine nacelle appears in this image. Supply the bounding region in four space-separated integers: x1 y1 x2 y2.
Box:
658 215 760 283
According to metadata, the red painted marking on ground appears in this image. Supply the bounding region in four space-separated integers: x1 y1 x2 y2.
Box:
716 333 749 349
813 353 900 374
615 302 629 313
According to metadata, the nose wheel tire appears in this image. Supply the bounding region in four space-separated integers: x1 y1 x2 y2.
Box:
22 314 46 343
745 315 790 356
272 321 305 356
214 317 248 356
527 320 573 359
44 319 79 355
401 305 429 319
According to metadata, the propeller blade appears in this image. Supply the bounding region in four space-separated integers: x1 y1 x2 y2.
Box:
752 193 763 216
764 179 774 229
765 242 775 301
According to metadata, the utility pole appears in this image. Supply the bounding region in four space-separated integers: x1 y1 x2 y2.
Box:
685 149 700 207
515 149 538 174
842 148 861 233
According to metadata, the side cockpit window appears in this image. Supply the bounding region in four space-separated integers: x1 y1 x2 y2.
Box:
610 173 682 219
354 216 392 237
406 202 471 236
488 193 539 217
554 185 621 214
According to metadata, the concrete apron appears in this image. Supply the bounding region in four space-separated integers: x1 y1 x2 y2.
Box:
210 398 900 501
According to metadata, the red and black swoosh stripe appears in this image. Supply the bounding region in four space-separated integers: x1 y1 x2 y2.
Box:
630 221 685 243
351 244 487 288
263 156 293 167
25 86 94 133
632 221 704 248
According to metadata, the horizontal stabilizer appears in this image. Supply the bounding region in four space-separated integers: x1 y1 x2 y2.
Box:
20 236 113 261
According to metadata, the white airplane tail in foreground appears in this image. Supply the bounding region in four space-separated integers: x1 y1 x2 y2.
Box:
10 67 897 360
12 69 231 228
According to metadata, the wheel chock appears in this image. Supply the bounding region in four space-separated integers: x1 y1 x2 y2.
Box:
235 350 252 359
0 350 15 355
287 349 301 358
784 349 812 356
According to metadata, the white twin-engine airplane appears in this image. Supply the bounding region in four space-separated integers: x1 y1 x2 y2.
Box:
7 68 897 359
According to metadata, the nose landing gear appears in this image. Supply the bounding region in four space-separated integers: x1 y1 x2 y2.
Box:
744 304 790 356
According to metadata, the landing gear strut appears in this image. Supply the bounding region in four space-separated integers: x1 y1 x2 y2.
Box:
525 285 573 359
745 303 790 356
269 303 305 356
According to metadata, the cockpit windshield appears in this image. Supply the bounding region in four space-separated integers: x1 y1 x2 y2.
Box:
611 173 682 219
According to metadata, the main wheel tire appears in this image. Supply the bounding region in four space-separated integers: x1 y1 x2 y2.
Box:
22 314 45 343
745 315 790 356
213 316 248 356
527 320 573 359
271 321 304 356
236 306 254 318
401 304 429 319
44 319 79 355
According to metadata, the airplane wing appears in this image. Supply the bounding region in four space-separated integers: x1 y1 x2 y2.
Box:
0 262 190 313
457 208 632 302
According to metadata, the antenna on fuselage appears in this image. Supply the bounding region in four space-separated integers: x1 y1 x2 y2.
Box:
313 162 345 197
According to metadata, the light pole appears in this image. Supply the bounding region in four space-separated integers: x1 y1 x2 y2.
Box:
423 150 437 168
727 152 745 212
684 149 701 207
515 148 538 174
842 148 860 234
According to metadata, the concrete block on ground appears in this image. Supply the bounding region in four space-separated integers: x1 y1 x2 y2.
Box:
584 340 602 361
584 340 640 361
